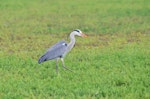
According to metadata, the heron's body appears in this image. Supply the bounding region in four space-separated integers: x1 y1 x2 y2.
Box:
38 40 68 63
38 29 87 73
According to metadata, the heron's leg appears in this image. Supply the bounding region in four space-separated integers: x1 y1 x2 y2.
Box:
60 58 74 72
56 58 59 73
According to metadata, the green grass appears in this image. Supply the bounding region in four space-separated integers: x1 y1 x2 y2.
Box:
0 0 150 99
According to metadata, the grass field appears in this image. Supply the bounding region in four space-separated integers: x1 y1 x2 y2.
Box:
0 0 150 98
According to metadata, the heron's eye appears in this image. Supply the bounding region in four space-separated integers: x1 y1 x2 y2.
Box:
74 30 80 33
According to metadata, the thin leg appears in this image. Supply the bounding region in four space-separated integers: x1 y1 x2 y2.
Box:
56 58 59 74
60 58 74 72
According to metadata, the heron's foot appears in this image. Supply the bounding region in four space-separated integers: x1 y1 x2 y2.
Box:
63 66 74 73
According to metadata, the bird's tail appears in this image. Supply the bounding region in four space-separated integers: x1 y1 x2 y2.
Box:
38 54 47 64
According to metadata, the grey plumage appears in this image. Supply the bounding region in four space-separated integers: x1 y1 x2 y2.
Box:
38 29 87 73
38 41 67 64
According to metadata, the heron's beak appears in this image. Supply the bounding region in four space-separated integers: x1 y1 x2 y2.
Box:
81 33 88 38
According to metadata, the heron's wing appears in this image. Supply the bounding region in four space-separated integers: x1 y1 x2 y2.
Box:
38 40 68 64
47 40 67 52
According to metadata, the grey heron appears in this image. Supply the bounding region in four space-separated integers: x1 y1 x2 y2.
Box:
38 29 87 73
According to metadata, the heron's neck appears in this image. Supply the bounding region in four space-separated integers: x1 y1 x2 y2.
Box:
67 33 76 52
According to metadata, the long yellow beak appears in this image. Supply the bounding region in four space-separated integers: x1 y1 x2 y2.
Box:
81 33 88 38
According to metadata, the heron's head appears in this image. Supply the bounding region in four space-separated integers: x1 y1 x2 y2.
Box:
73 29 87 38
